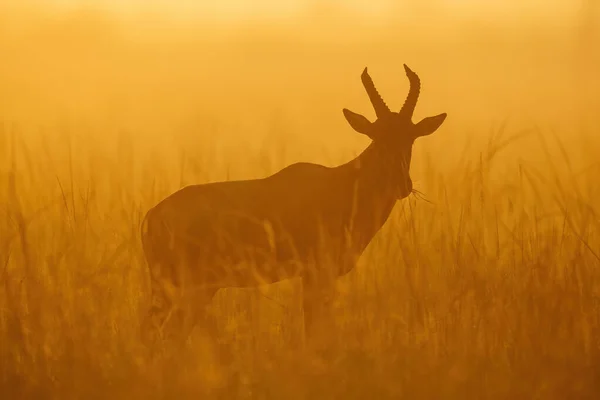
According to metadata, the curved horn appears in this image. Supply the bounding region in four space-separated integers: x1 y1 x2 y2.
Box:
361 68 390 119
399 64 421 119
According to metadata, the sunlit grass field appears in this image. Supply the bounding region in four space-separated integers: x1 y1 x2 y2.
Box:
1 119 599 399
1 6 599 399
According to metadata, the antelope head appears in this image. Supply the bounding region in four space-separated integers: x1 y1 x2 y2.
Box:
343 64 447 199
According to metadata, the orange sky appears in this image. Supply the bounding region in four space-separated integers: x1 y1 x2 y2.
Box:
0 0 596 144
1 0 584 22
0 0 597 190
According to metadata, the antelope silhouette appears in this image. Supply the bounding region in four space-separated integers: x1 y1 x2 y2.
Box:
140 64 447 347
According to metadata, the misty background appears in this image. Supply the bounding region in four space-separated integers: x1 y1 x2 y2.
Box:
0 0 598 176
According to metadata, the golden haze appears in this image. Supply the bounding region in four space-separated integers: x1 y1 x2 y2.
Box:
0 2 599 398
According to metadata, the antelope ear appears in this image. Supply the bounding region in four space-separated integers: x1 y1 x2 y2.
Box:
343 109 374 138
414 113 447 137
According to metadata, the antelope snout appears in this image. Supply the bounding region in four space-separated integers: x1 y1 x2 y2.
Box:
397 177 413 199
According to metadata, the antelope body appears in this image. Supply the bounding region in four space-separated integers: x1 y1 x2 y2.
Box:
141 64 447 345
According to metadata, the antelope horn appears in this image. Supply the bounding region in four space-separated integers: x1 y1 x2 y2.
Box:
399 64 421 120
361 68 390 119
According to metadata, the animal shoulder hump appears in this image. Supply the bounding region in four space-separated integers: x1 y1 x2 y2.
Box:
267 162 330 181
279 162 328 174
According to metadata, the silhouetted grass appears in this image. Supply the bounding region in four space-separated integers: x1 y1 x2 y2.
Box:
0 117 598 399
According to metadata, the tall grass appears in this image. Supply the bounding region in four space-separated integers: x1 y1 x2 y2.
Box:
0 116 598 399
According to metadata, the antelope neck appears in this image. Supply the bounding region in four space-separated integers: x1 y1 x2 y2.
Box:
337 141 400 229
